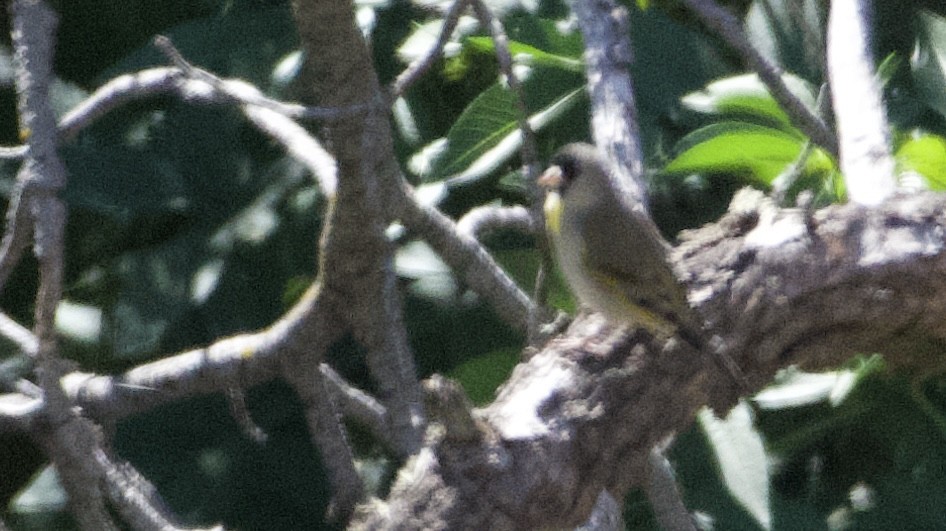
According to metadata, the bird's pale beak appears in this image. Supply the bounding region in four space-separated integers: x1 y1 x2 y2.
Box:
538 165 563 190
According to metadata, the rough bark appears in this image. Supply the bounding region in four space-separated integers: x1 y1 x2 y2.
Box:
352 189 946 528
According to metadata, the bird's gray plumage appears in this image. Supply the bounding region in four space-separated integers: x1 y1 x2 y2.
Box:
544 143 702 341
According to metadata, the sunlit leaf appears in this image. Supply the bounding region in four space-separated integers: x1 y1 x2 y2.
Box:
895 131 946 190
663 122 807 184
465 36 583 72
396 240 458 303
755 370 854 410
680 72 817 130
700 402 771 531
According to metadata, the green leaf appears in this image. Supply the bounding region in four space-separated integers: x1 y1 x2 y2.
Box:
753 356 884 454
411 16 587 183
877 52 904 88
418 81 584 183
700 402 771 531
422 83 518 180
465 37 583 72
680 73 817 131
500 15 586 59
492 247 575 313
628 6 731 153
663 122 807 184
895 131 946 190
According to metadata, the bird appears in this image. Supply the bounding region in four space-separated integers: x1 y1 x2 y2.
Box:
538 142 704 346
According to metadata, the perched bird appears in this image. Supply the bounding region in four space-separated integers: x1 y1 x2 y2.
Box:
538 142 703 345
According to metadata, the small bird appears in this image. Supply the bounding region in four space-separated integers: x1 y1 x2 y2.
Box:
538 142 703 345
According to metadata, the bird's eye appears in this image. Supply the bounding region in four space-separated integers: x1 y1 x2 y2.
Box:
552 154 579 189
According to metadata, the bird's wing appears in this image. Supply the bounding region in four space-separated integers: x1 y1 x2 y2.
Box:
579 198 699 333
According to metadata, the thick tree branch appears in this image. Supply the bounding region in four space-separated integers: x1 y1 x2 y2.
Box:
10 2 118 528
293 0 426 457
352 188 946 528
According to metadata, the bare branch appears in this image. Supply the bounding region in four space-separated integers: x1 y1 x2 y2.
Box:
286 363 363 523
0 309 37 356
152 35 373 122
389 0 472 99
226 387 268 444
827 0 895 206
10 2 119 528
645 448 696 531
394 184 534 333
0 392 41 432
466 1 553 339
0 283 364 438
241 104 338 198
320 363 388 440
0 178 35 295
293 0 427 458
98 449 224 531
58 67 184 141
0 145 27 159
456 204 534 239
0 310 380 437
58 61 342 199
58 285 341 422
58 64 367 145
571 0 649 210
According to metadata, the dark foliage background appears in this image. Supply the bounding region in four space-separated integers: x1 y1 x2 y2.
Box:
4 0 946 529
